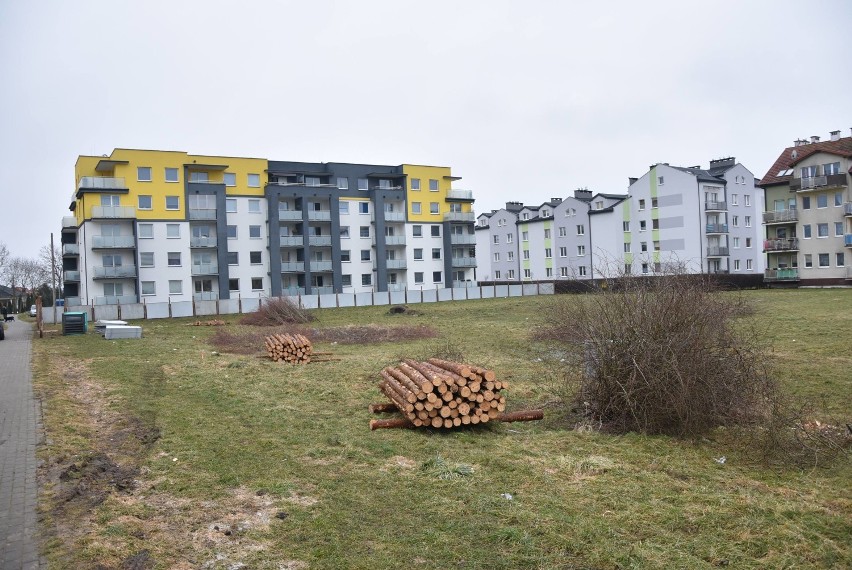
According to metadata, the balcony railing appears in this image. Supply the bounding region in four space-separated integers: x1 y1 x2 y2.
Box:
705 201 727 211
763 238 799 252
278 210 303 220
450 234 476 245
282 287 306 296
62 216 77 228
191 263 219 275
62 243 80 255
64 296 81 306
371 185 404 191
281 262 305 272
763 209 798 224
280 236 304 247
92 235 135 249
92 205 136 219
705 223 728 234
94 295 137 305
453 280 476 288
378 235 406 246
310 261 333 272
707 268 729 275
846 234 852 247
308 236 332 247
444 212 475 222
64 270 80 282
387 283 406 292
93 265 137 279
706 246 729 256
383 211 406 222
307 210 332 222
193 291 218 301
446 189 474 201
386 259 407 269
790 173 847 192
764 268 799 281
451 257 477 267
78 176 126 190
189 208 217 220
313 286 335 294
190 236 217 248
844 202 852 216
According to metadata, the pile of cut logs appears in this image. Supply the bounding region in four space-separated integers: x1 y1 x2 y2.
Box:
372 358 542 430
265 333 313 364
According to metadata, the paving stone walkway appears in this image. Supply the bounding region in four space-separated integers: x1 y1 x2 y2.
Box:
0 318 43 569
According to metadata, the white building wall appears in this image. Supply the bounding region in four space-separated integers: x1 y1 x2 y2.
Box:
226 196 269 298
136 220 190 303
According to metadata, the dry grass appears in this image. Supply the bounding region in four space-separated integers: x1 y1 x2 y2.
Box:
239 297 315 326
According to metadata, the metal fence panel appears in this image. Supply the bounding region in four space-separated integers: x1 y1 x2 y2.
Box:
94 305 120 321
422 289 438 303
121 304 145 320
171 301 194 318
195 300 218 316
301 295 320 309
146 302 170 319
338 293 356 307
509 285 523 297
373 291 390 306
319 294 338 308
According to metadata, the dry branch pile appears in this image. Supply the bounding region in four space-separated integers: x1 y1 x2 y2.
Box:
373 358 541 430
265 333 313 364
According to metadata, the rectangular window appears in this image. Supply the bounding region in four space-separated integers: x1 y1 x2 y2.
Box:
734 259 740 271
745 216 751 227
305 176 320 187
412 225 422 237
623 242 631 253
642 263 649 274
140 252 154 267
804 254 813 268
506 233 513 243
359 226 370 238
166 223 180 238
227 225 237 239
412 202 422 215
653 241 660 251
818 253 829 267
576 225 585 235
524 269 531 279
165 167 179 183
414 272 424 284
622 221 629 231
744 195 750 206
817 223 829 237
733 237 740 248
559 226 567 236
338 226 350 239
835 192 843 206
507 251 514 261
138 195 152 210
429 179 439 191
641 242 648 252
522 231 529 241
339 249 351 263
249 277 262 290
359 202 369 214
358 178 368 191
141 281 156 295
545 248 552 258
430 202 439 214
361 274 372 286
835 222 844 237
732 215 739 227
415 248 424 260
492 252 499 262
227 251 238 265
745 238 752 248
522 250 530 260
227 278 239 291
336 177 348 190
595 200 604 210
338 274 351 287
360 250 370 261
101 194 120 206
731 194 738 205
824 162 840 175
817 194 828 208
577 245 585 256
165 196 179 210
433 271 442 283
138 223 153 238
638 199 645 210
651 197 658 208
168 252 181 266
248 199 261 213
247 173 260 187
560 267 568 277
226 198 237 213
168 280 182 294
802 196 811 210
493 235 499 244
249 225 261 238
652 219 659 230
801 165 817 178
803 224 811 238
658 176 664 185
836 253 845 267
190 171 208 183
339 201 350 214
137 166 152 182
639 220 647 231
579 266 587 276
559 247 567 257
432 248 441 260
249 251 261 264
223 172 236 187
431 225 440 237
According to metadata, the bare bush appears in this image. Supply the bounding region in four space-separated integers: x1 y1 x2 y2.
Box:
240 297 315 326
540 270 777 437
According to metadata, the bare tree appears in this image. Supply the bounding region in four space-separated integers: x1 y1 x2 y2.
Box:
39 243 63 297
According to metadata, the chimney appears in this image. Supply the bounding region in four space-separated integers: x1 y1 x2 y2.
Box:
550 197 563 203
810 135 820 144
794 138 806 147
574 188 593 201
628 177 638 186
830 130 841 141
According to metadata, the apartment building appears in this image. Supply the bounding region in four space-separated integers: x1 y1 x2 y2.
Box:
62 149 476 305
759 130 852 286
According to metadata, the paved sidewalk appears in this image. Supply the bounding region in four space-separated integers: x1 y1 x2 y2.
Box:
0 318 43 569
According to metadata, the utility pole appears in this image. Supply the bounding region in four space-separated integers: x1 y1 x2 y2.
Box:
51 232 58 324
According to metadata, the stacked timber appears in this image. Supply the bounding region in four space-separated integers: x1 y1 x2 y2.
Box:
376 358 512 429
265 333 313 364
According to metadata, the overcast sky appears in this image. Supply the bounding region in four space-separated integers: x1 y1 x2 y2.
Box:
1 0 850 259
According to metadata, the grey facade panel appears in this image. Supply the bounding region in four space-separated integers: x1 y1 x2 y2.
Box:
658 216 685 230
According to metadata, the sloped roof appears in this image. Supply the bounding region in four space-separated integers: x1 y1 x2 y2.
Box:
671 166 726 184
759 136 852 187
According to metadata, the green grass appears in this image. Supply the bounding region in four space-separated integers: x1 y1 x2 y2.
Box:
32 291 851 569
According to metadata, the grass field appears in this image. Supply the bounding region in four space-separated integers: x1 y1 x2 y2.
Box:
32 289 851 569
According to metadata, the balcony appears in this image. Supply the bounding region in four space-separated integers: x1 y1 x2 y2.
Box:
450 234 476 245
844 203 852 216
451 257 477 268
387 283 406 292
64 270 80 282
64 296 81 306
446 189 474 202
62 243 80 256
282 287 306 296
764 268 799 282
278 210 303 221
706 246 730 257
281 262 305 272
92 235 135 249
383 211 406 222
280 236 304 247
453 280 476 288
190 235 217 248
705 223 728 234
189 208 217 220
308 236 332 247
313 286 334 294
307 210 332 222
846 234 852 247
79 176 126 190
193 291 218 301
764 238 800 252
376 235 406 246
93 265 137 279
790 173 847 192
444 212 476 222
92 205 136 219
763 209 798 224
707 268 729 275
386 259 407 269
191 263 219 275
310 261 333 272
62 216 77 228
705 201 727 211
94 295 137 305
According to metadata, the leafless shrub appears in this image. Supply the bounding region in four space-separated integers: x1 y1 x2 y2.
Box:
540 268 777 438
240 297 315 326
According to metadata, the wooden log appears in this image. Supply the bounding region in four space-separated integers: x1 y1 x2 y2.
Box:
379 381 415 414
403 359 448 388
386 367 425 399
469 365 496 382
427 358 472 378
380 370 417 404
370 418 415 430
398 362 434 393
369 402 398 414
498 409 543 422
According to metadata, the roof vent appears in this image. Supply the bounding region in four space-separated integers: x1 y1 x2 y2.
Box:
830 130 841 141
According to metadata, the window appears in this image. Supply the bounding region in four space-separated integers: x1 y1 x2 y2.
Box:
413 272 424 284
431 225 441 237
412 202 422 214
641 242 648 252
817 223 829 238
638 199 646 210
651 197 658 208
227 251 238 265
523 269 531 279
639 220 646 231
522 231 529 241
732 215 739 227
804 254 813 268
622 221 629 231
642 263 649 274
579 266 588 277
495 271 502 279
544 248 552 258
595 200 604 210
101 194 120 206
658 176 664 185
247 277 261 290
305 176 320 187
731 194 738 205
576 225 585 235
165 196 179 210
835 222 844 237
449 203 462 213
360 250 370 261
335 177 348 190
339 201 350 215
816 194 829 209
432 248 441 260
522 213 529 220
803 225 811 238
413 225 422 237
429 179 438 191
507 251 514 261
507 270 515 279
165 167 179 183
430 202 439 214
818 253 829 267
734 259 740 271
140 252 154 267
415 249 425 261
138 223 153 239
361 274 372 286
336 273 350 288
190 171 208 183
227 225 237 239
226 198 237 213
433 271 442 283
247 173 260 187
493 235 499 245
623 242 631 253
411 178 420 191
101 253 122 268
340 250 351 263
138 195 152 210
652 219 659 230
745 238 752 248
168 252 181 266
733 237 740 248
836 252 845 267
166 224 180 238
335 226 348 239
522 250 530 260
559 226 567 236
745 216 751 227
801 165 817 178
559 247 567 257
248 199 261 213
140 281 155 295
824 162 840 175
544 229 551 239
744 195 750 206
249 225 261 238
103 282 124 297
560 267 568 277
505 233 512 243
542 209 550 217
222 172 235 187
577 245 585 256
137 167 152 181
359 202 369 214
359 226 370 238
168 280 182 295
653 241 660 251
802 197 811 210
225 278 238 291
